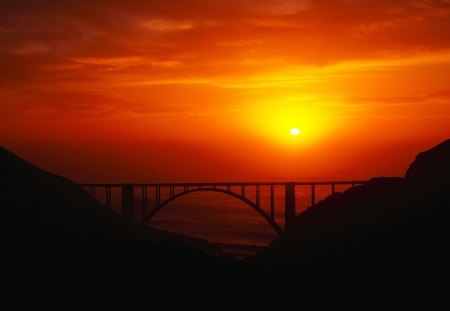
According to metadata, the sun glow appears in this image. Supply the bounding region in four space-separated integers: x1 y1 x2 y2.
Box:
242 95 342 148
290 128 300 135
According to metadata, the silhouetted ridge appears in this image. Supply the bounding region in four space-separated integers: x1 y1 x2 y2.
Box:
3 140 450 309
0 146 150 240
405 139 450 185
1 146 245 310
251 139 450 307
0 146 223 252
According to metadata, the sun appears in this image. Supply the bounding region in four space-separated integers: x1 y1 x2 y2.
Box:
290 128 300 136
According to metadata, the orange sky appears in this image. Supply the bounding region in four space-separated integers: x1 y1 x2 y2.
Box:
1 0 449 182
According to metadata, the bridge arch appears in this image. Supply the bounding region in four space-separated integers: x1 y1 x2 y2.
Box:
144 188 283 235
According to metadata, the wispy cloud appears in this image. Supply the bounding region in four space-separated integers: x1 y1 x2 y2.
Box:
1 0 450 120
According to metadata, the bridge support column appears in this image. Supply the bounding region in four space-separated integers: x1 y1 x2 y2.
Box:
121 184 135 221
285 182 296 232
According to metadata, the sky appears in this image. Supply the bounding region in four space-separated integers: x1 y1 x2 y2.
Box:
1 0 449 182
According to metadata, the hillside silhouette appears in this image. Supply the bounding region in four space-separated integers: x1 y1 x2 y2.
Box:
0 147 249 310
0 146 225 253
251 139 450 307
2 140 450 309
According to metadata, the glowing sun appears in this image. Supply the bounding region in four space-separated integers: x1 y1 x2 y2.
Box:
290 128 300 136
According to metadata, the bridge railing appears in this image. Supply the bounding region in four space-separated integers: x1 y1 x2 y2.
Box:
79 181 367 233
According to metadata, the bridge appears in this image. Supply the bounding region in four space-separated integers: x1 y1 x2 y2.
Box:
79 181 367 234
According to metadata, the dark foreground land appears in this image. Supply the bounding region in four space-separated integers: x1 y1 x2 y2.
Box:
1 139 450 310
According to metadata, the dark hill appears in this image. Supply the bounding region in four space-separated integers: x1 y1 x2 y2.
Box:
0 147 252 310
250 139 450 307
406 139 450 185
3 140 450 309
0 146 223 251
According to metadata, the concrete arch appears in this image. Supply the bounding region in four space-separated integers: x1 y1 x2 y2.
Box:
144 188 283 235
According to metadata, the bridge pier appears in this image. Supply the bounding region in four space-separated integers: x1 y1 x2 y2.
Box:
80 180 367 235
284 182 296 232
121 184 135 221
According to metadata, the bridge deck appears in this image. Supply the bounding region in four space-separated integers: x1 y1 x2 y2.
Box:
79 180 368 234
79 181 367 187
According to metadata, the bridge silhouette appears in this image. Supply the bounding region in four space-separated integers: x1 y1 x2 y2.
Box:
80 181 366 234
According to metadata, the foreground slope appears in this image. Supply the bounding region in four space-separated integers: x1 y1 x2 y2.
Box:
251 139 450 306
0 146 220 250
0 147 249 309
2 140 450 309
